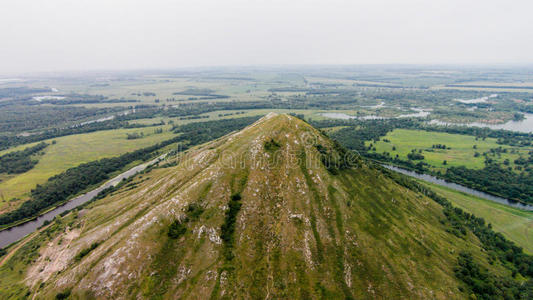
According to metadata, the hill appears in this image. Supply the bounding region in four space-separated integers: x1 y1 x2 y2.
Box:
0 113 530 299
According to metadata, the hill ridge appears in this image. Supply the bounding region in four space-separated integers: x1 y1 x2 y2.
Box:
0 113 512 299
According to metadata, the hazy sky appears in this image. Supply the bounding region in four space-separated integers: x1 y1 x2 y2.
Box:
1 0 532 73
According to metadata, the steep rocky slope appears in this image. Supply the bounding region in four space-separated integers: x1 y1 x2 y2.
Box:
0 113 511 299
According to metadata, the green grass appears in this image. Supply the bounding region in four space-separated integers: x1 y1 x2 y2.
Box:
0 125 176 212
367 128 532 171
418 180 533 254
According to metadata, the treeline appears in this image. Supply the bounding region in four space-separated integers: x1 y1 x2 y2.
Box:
34 98 140 105
0 119 150 150
0 116 260 228
446 84 533 90
0 87 51 99
415 123 532 147
0 142 48 174
0 105 124 133
171 116 261 145
444 165 533 203
322 119 420 152
382 167 533 298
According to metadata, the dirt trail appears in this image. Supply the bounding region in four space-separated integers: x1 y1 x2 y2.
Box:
0 224 51 268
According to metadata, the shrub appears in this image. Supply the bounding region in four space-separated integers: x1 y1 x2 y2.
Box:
55 289 71 300
220 193 243 260
168 220 187 239
264 138 281 151
75 242 100 261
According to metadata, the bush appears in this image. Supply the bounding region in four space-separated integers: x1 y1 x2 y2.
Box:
264 138 281 151
220 193 243 260
186 203 204 221
75 242 100 261
55 289 71 300
168 220 187 239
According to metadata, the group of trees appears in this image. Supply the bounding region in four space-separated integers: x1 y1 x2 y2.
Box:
454 252 532 299
0 142 48 174
0 87 51 99
444 165 533 203
171 116 260 146
432 144 448 149
0 105 124 134
126 132 144 140
407 150 424 160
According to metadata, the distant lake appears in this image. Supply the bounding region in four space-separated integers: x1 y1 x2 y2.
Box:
322 108 430 120
429 113 533 133
455 94 498 104
32 95 65 102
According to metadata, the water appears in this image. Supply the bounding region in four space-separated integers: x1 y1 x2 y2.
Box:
362 102 386 109
397 108 431 118
77 115 115 126
321 108 430 120
455 94 498 104
384 165 533 211
428 113 533 133
72 109 134 128
0 155 164 249
32 96 65 102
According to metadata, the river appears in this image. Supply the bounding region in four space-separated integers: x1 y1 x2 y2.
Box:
0 155 164 249
384 165 533 211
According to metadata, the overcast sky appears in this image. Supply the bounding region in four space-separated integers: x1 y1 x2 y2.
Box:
1 0 532 74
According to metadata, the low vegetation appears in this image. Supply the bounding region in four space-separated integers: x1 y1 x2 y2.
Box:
167 220 187 239
75 242 100 262
221 193 242 261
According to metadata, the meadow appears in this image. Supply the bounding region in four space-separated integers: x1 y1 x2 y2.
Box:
366 129 532 171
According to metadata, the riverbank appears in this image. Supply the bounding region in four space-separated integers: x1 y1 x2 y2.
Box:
384 164 533 211
417 180 533 254
0 154 165 249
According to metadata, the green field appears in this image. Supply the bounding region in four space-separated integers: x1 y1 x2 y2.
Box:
419 180 533 254
0 125 176 213
367 129 532 171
